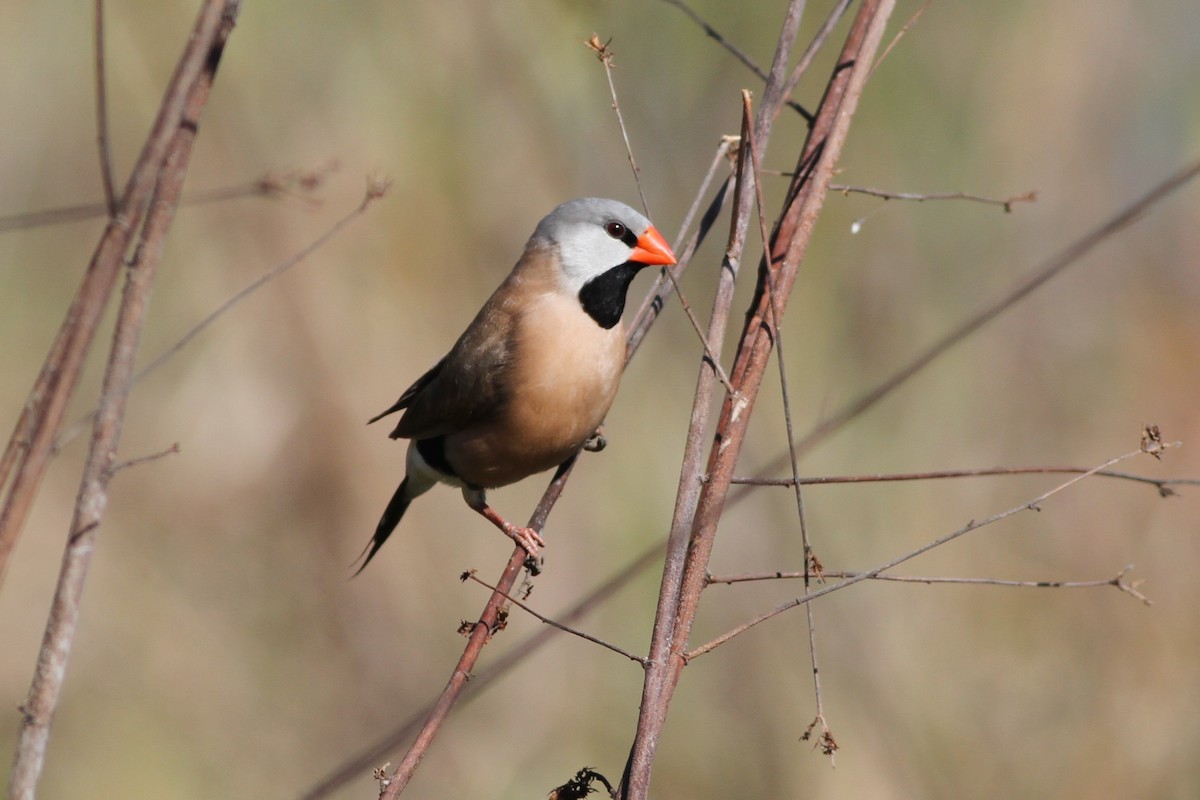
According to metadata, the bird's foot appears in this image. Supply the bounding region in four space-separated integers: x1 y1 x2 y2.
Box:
583 428 607 452
501 523 546 558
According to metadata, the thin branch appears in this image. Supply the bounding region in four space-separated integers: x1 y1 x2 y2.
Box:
464 570 647 665
688 443 1164 660
729 464 1196 497
625 137 735 359
0 166 331 234
738 156 1200 494
624 2 896 795
833 184 1038 212
867 0 935 81
624 91 762 800
7 6 239 796
588 35 737 395
774 0 854 127
587 35 651 216
378 457 577 798
300 542 664 800
744 92 832 757
140 180 385 381
52 176 387 453
110 442 181 475
0 0 239 591
658 0 812 120
707 564 1154 607
94 0 117 216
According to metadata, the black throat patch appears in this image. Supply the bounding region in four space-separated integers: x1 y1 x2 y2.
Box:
578 262 642 330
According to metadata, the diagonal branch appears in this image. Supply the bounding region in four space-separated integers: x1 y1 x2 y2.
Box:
622 2 897 796
6 5 240 797
0 0 241 588
741 156 1200 487
688 443 1162 659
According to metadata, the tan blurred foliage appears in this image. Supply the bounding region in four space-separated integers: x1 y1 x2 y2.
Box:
2 1 1199 798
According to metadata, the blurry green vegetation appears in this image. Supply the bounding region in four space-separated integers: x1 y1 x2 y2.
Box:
2 2 1199 798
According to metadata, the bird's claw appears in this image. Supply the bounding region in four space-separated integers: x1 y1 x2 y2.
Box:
583 430 607 452
504 523 546 557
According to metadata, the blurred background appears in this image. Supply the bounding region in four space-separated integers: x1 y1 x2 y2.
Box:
2 1 1198 797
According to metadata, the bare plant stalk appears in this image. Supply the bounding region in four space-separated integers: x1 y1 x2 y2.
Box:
378 457 579 798
53 179 387 453
658 0 813 120
688 444 1159 659
625 99 761 800
741 156 1200 488
0 0 240 588
832 184 1038 211
464 571 647 664
94 0 117 215
707 565 1153 607
301 542 666 800
0 167 330 233
744 100 834 754
6 7 239 797
732 465 1198 494
621 3 895 796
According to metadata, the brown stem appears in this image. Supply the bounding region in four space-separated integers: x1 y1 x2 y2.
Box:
379 459 575 797
0 0 239 588
6 5 238 797
621 2 895 796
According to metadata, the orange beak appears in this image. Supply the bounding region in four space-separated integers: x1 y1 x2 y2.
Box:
630 225 677 266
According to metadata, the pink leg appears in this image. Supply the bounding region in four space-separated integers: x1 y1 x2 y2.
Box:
463 489 546 557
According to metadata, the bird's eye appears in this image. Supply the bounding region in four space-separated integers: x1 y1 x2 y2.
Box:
604 221 627 240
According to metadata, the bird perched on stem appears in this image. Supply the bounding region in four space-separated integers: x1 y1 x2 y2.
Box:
356 198 676 573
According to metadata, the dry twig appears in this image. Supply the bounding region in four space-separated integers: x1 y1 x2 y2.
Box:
7 4 240 797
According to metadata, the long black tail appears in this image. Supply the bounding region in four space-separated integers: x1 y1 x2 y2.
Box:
352 477 412 575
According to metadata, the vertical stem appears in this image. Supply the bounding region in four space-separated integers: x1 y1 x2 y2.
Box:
95 0 118 216
620 2 895 796
6 5 237 797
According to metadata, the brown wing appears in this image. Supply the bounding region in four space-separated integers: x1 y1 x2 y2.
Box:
370 279 523 441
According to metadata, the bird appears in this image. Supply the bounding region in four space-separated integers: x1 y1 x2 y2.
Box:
355 198 677 573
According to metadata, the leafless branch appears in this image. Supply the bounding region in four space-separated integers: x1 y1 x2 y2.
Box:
589 35 736 395
658 0 813 120
834 184 1039 212
464 570 647 665
587 34 651 216
729 464 1196 497
7 5 239 797
688 443 1163 660
0 166 332 234
738 156 1200 495
774 0 854 126
300 542 665 800
110 442 182 474
868 0 935 80
0 0 239 591
743 92 832 756
94 0 117 216
378 459 577 798
707 564 1154 607
53 176 385 453
622 2 896 795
